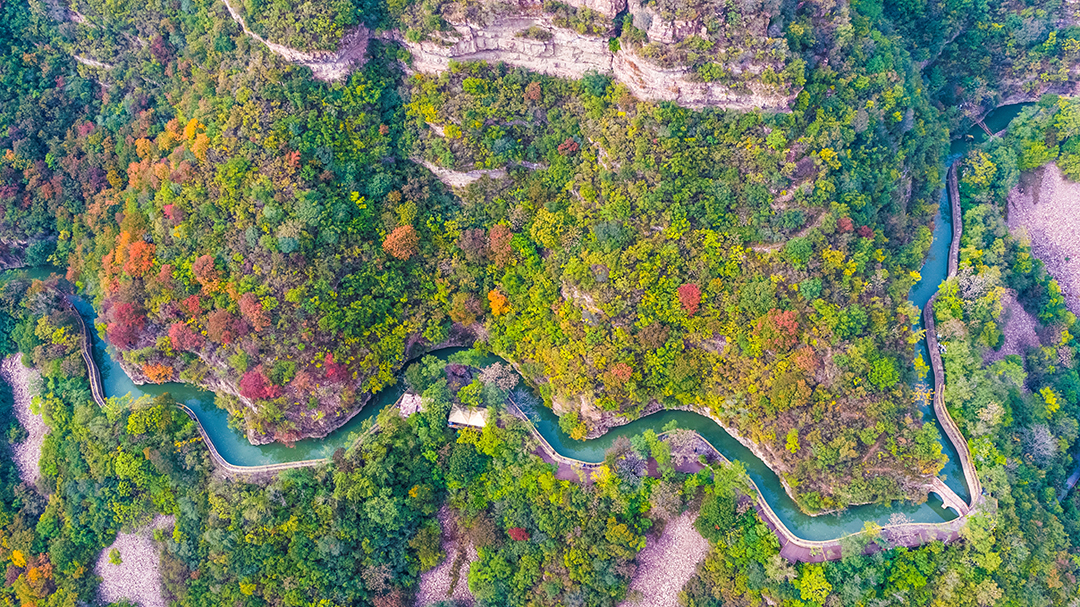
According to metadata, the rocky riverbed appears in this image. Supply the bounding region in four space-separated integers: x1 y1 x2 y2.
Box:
95 515 176 607
416 507 477 606
1009 164 1080 314
621 512 710 607
1 355 44 486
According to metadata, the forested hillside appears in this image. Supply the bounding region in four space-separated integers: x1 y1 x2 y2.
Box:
1 0 1080 604
0 0 1077 509
675 94 1080 607
0 0 1075 548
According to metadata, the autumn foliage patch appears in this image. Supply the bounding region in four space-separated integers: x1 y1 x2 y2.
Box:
240 366 282 400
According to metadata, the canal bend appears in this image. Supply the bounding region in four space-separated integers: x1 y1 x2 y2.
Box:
59 161 985 560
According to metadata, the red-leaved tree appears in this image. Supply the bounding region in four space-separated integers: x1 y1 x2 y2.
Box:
124 241 155 277
791 346 819 375
162 204 184 226
609 362 632 382
324 353 349 382
182 294 202 316
169 322 204 351
239 366 281 400
677 283 701 315
754 309 800 352
557 138 579 156
106 302 146 350
239 293 269 332
458 228 488 262
207 309 236 344
157 263 174 285
507 527 530 541
192 254 219 287
489 224 513 267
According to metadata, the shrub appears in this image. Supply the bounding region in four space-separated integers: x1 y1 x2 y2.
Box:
694 488 735 543
868 356 900 390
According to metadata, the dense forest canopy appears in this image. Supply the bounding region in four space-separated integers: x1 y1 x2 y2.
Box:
0 0 1075 506
0 0 1079 604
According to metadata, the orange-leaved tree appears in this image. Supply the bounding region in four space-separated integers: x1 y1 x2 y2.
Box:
488 289 510 316
383 225 419 261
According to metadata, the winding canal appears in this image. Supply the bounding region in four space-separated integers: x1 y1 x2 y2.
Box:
2 103 1033 546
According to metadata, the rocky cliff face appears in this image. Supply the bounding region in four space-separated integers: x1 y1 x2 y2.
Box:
392 13 614 81
211 0 795 110
612 51 794 111
0 241 28 271
392 8 795 111
640 5 705 45
563 0 625 18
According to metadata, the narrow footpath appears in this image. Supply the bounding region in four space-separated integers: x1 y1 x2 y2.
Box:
64 294 106 408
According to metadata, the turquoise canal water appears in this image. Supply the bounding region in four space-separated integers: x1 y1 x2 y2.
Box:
908 153 971 505
950 102 1035 156
1 265 960 540
0 103 1034 541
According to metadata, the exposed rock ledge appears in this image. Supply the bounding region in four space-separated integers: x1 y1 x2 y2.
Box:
388 14 795 111
414 157 508 188
213 0 792 110
73 55 112 70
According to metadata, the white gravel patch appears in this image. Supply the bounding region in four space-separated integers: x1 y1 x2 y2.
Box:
1009 164 1080 314
1 354 44 485
621 512 711 607
415 507 476 606
95 515 176 607
984 290 1041 364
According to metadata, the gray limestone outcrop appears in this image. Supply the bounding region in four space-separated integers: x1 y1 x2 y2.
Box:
390 14 614 81
612 51 793 111
564 0 626 18
392 11 795 111
215 0 795 110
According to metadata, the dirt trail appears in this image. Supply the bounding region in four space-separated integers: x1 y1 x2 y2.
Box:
219 0 368 81
750 211 824 253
